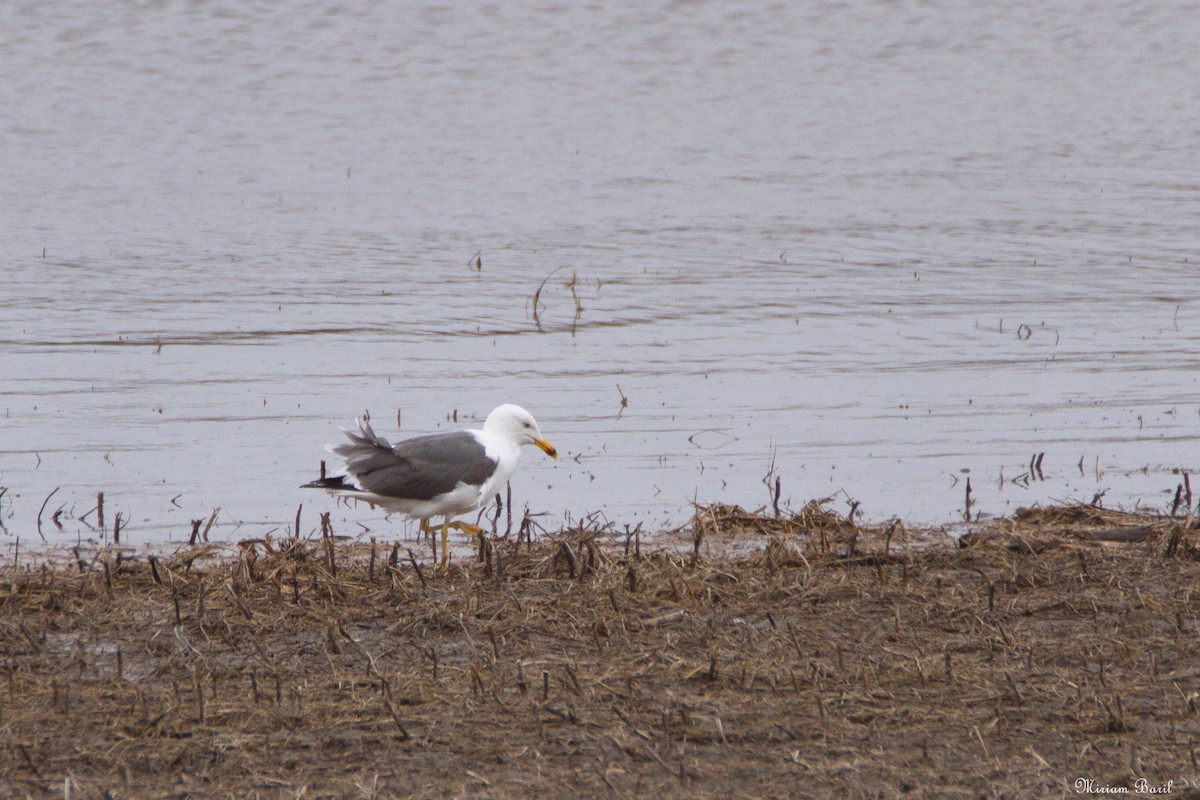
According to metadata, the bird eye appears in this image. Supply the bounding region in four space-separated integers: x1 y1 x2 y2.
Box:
522 421 533 429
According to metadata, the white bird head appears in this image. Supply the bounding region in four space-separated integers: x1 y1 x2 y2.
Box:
483 404 557 459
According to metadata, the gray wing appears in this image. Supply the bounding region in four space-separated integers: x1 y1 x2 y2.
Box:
330 421 497 501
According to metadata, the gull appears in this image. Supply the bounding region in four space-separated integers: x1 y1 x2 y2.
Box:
303 404 557 568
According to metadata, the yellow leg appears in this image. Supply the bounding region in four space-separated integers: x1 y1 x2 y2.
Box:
447 521 483 537
420 519 481 537
418 518 481 572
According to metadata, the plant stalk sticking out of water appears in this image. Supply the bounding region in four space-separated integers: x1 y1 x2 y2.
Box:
762 448 781 517
530 265 584 332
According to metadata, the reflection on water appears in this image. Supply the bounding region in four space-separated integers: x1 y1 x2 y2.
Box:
1 2 1198 547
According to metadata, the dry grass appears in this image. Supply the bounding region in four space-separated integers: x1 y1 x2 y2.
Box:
3 504 1200 799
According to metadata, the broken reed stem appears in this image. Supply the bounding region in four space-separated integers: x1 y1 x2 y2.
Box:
321 512 336 576
506 482 513 536
196 579 207 621
407 550 427 590
36 486 59 541
427 647 439 682
202 507 219 541
559 541 578 578
381 694 411 739
530 264 569 327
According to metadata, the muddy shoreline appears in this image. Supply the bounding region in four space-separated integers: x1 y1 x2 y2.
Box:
2 503 1200 798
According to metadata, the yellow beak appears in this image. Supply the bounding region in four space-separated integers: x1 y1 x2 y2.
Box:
534 438 558 460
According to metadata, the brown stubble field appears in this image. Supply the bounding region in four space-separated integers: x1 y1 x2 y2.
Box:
2 502 1200 799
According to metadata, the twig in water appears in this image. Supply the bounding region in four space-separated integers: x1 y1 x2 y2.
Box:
201 507 220 542
78 499 101 529
530 265 569 328
762 448 779 514
566 270 583 321
36 487 59 541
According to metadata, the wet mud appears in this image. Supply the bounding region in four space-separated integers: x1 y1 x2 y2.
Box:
3 503 1200 798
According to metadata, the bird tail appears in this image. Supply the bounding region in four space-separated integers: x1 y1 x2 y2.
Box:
326 418 397 477
300 475 351 491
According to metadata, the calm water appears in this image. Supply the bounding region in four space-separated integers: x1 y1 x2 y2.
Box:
2 1 1198 549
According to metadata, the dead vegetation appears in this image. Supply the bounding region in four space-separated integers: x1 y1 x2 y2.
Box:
3 503 1200 799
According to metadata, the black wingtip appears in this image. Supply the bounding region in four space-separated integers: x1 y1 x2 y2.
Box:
301 477 348 490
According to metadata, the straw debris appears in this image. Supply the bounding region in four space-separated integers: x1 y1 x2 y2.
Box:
2 504 1199 798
